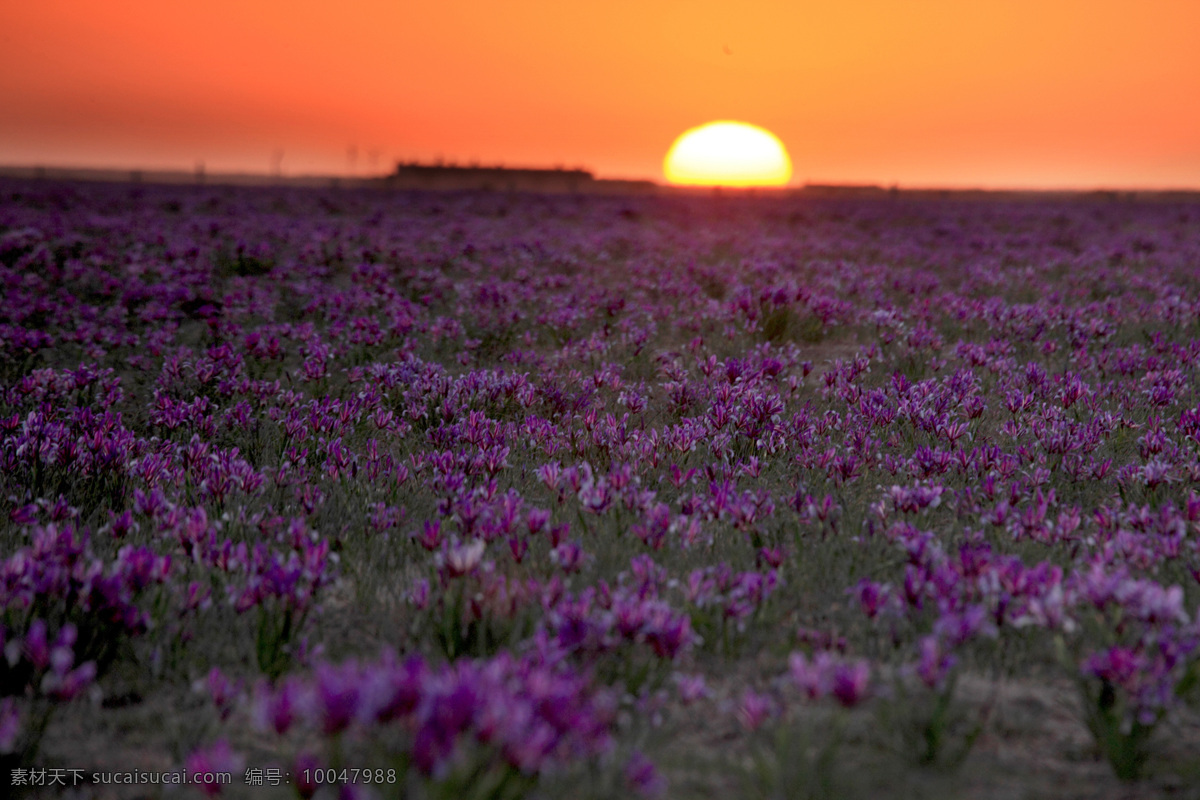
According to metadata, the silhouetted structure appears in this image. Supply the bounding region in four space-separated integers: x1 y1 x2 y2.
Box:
0 163 655 193
389 162 596 192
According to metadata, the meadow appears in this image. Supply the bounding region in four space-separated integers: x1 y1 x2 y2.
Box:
3 178 1200 799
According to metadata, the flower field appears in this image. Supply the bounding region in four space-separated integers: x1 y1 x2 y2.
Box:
3 178 1200 798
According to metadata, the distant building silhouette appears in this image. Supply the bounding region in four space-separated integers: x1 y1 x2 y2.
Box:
0 161 661 194
389 161 596 192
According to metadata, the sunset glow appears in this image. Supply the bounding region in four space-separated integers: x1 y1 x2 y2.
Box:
663 121 792 187
2 1 1200 187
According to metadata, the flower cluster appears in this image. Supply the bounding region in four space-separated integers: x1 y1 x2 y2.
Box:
6 178 1200 788
245 650 615 793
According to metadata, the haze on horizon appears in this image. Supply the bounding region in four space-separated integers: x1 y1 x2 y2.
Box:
3 0 1200 190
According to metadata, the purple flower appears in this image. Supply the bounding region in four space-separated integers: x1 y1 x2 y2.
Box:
415 520 443 551
186 740 244 797
734 688 774 731
502 721 558 774
915 636 956 690
362 655 425 723
9 504 38 525
253 677 299 735
526 507 552 534
854 579 889 619
550 541 586 573
23 620 50 670
312 662 362 735
674 673 708 704
831 660 871 707
0 698 21 754
293 752 321 799
1083 646 1141 690
42 660 96 701
205 667 240 721
625 750 666 797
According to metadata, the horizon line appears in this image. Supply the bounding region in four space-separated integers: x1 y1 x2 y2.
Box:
3 162 1200 196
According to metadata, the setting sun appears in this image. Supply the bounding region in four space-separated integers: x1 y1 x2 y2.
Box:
663 121 793 188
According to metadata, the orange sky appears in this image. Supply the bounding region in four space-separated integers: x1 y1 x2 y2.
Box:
3 1 1200 188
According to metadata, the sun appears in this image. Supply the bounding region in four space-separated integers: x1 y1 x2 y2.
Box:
664 121 793 187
